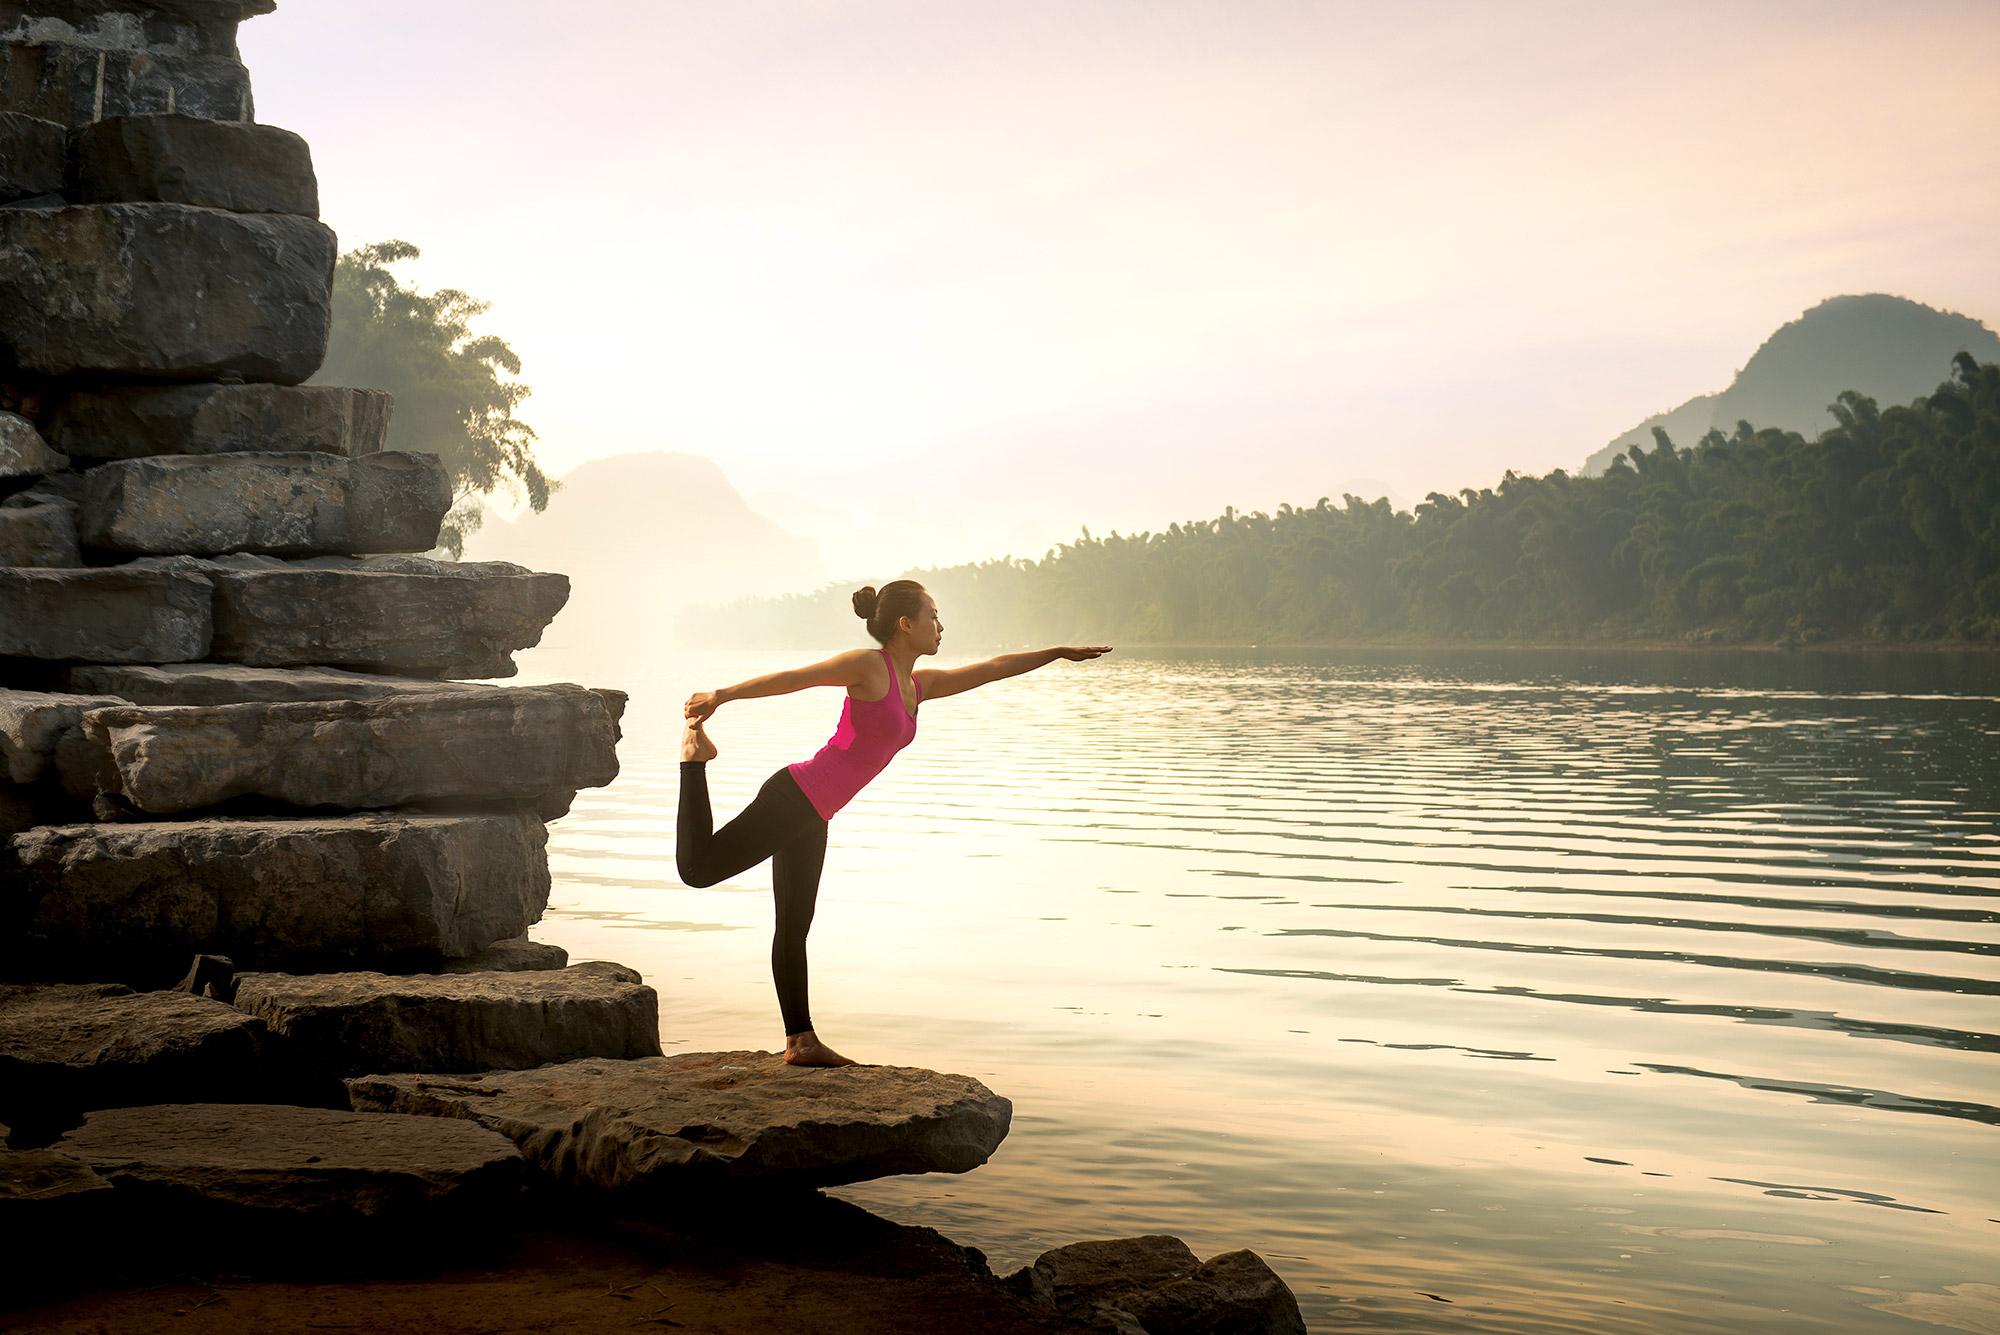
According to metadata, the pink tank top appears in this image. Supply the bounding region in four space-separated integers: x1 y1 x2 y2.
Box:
787 646 921 821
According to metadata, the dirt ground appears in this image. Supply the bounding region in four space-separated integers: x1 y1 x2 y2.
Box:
1 1193 1093 1335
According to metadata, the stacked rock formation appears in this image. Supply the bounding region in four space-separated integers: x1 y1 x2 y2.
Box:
1 7 1305 1329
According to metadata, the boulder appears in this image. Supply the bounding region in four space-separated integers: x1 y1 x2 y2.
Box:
63 681 619 815
173 553 568 678
0 499 79 566
2 812 550 980
0 203 335 382
43 383 391 462
0 409 67 479
231 961 659 1078
0 687 125 782
69 113 317 214
0 982 267 1127
63 662 491 705
0 3 267 127
345 1051 1013 1194
0 467 84 507
434 936 569 974
0 110 65 203
54 1102 524 1228
0 566 212 662
76 451 451 556
1006 1237 1307 1335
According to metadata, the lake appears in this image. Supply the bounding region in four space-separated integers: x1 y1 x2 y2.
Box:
517 645 2000 1333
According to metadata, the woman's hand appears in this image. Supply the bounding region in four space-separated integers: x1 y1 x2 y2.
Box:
684 690 724 721
1056 645 1114 661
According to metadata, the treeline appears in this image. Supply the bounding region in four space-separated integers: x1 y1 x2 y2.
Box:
713 355 2000 647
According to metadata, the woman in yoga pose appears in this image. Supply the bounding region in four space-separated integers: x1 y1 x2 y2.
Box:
678 579 1112 1067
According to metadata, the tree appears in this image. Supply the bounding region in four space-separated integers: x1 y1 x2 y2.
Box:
312 240 554 557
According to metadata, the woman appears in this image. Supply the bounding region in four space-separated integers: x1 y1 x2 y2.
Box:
679 579 1112 1067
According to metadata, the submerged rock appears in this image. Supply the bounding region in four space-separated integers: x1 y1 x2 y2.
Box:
2 812 550 980
346 1050 1013 1194
1005 1235 1307 1335
44 383 391 463
232 961 659 1078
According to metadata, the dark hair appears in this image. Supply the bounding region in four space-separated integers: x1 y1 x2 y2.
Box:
852 580 928 646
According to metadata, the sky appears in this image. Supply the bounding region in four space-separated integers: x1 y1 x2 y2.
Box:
240 1 2000 586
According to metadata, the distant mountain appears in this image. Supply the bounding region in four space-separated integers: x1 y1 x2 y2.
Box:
1583 294 2000 474
464 452 827 670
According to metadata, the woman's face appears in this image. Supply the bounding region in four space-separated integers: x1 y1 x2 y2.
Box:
904 595 944 654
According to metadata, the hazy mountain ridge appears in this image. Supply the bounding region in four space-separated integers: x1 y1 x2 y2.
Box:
1583 294 2000 474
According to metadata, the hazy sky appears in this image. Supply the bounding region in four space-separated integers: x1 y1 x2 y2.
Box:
241 1 2000 584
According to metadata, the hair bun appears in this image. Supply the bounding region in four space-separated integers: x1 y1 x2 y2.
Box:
852 586 879 619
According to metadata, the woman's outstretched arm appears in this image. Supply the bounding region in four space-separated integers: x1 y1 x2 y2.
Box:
918 645 1113 702
685 648 874 721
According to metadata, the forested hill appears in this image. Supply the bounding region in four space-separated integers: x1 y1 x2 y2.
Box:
708 356 2000 649
1582 295 2000 476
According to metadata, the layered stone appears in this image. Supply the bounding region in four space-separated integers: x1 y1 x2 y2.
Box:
345 1051 1014 1194
2 812 550 979
0 498 78 565
0 109 64 202
69 112 317 214
0 687 124 782
0 566 211 662
0 409 66 479
54 1102 525 1226
63 662 492 705
77 451 450 556
0 203 335 382
162 554 569 678
231 961 659 1078
0 3 267 126
63 681 618 815
434 936 568 974
44 383 391 462
0 982 268 1126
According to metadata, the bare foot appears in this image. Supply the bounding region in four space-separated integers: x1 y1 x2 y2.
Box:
784 1031 858 1067
681 719 717 763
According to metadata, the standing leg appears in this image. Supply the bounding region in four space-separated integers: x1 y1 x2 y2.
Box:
770 816 828 1036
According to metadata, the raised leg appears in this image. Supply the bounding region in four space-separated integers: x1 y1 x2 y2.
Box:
677 763 812 889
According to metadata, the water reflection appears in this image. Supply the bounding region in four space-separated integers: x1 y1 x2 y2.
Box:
521 646 2000 1332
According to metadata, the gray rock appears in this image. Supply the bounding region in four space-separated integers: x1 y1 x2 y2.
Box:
69 112 317 215
44 383 391 462
0 566 212 662
64 681 619 815
435 936 569 974
0 499 79 566
1007 1237 1307 1335
0 687 125 782
55 1102 524 1226
0 409 67 479
231 961 660 1078
0 467 84 507
0 982 267 1125
2 812 550 979
0 203 334 382
345 1050 1013 1194
0 109 64 203
0 5 263 126
182 553 568 678
63 662 493 705
77 451 451 556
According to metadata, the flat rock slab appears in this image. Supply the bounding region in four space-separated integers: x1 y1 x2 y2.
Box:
2 813 550 980
345 1051 1013 1194
0 499 81 566
63 662 492 705
0 687 125 783
0 24 258 126
0 110 65 203
0 983 266 1125
1008 1236 1307 1335
77 451 450 556
44 383 391 463
65 681 619 815
69 113 318 215
56 1102 524 1224
0 566 212 662
0 204 334 382
232 961 659 1078
435 936 570 974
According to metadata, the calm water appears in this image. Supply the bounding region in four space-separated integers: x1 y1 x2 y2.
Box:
518 647 2000 1333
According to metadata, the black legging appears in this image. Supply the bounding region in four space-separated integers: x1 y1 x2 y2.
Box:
676 761 829 1037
